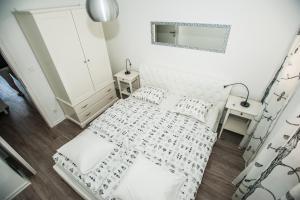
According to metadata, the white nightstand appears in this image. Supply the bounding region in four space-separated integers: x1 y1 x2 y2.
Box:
114 70 140 99
219 95 263 139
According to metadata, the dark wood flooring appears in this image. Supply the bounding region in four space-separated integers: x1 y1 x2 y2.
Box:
0 80 244 200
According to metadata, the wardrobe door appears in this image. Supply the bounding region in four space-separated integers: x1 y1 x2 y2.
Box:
33 11 94 105
71 9 113 91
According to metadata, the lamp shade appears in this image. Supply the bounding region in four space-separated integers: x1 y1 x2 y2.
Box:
86 0 119 22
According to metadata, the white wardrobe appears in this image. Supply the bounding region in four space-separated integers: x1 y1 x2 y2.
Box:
15 6 117 127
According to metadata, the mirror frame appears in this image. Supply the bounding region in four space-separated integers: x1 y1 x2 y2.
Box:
151 21 231 53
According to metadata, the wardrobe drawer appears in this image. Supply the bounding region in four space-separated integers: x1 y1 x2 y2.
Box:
77 93 115 122
74 83 115 113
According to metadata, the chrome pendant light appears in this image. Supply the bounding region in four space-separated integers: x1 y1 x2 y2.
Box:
86 0 119 22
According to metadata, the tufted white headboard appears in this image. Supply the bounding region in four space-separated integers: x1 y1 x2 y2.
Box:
139 64 231 115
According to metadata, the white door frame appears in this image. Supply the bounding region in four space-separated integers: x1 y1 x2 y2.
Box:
0 38 57 127
0 136 36 175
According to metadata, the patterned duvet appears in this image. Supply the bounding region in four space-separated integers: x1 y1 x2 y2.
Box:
53 97 217 200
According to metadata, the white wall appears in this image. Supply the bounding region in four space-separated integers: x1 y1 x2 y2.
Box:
103 0 300 100
1 0 300 126
0 0 84 127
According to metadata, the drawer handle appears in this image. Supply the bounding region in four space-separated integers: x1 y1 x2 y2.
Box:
109 96 113 100
86 112 91 117
106 88 112 93
81 104 88 109
240 112 243 116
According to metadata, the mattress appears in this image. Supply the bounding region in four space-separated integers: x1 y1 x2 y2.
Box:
53 97 217 200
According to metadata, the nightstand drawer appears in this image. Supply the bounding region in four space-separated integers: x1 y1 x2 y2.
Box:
119 77 128 82
229 109 253 119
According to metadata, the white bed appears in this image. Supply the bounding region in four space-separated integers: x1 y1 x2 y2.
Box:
53 64 231 200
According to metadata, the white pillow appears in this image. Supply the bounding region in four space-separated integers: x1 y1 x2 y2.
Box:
113 155 184 200
57 130 114 174
158 92 181 111
132 86 167 105
173 97 213 123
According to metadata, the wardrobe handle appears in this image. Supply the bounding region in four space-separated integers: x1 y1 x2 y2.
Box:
87 59 90 62
81 104 88 109
84 60 87 64
86 112 91 117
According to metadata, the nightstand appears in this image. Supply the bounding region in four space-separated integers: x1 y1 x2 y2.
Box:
114 70 140 99
219 95 263 139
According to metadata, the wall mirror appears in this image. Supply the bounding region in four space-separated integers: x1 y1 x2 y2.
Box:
151 22 231 53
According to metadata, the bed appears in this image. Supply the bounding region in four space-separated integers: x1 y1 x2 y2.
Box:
53 64 231 200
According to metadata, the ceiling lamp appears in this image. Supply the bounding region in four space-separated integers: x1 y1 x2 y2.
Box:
86 0 119 22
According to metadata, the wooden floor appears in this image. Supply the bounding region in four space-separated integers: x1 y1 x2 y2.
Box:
0 80 244 200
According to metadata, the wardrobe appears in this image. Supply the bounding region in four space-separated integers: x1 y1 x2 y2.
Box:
15 6 117 127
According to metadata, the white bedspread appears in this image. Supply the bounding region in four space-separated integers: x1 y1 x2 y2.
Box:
53 97 217 200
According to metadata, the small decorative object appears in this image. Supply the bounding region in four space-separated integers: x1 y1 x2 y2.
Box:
86 0 119 22
125 58 132 75
224 83 250 107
